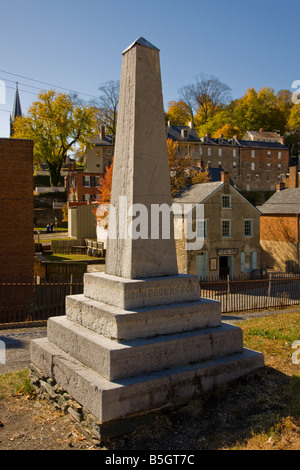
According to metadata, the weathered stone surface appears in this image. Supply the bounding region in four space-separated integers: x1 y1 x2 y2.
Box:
83 272 201 309
66 294 221 341
31 336 264 424
47 316 243 381
105 39 178 279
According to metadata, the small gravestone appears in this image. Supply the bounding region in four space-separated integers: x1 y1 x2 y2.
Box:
30 38 264 440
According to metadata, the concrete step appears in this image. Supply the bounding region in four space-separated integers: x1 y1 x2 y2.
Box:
65 293 221 341
47 316 244 380
30 336 264 425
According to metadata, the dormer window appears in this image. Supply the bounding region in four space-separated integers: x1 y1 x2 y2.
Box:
218 138 223 144
181 129 188 139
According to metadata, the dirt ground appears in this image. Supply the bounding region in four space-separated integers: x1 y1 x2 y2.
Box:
0 313 299 451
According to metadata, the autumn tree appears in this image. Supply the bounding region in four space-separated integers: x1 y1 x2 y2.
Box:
167 139 210 196
13 90 98 186
166 100 193 125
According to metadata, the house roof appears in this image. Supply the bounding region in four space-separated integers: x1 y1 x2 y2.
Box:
259 188 300 214
243 130 282 141
173 181 223 206
89 134 114 146
166 125 287 149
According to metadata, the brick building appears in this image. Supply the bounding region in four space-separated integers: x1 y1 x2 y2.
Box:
65 126 114 203
260 165 300 272
65 164 102 202
166 123 289 192
0 138 34 278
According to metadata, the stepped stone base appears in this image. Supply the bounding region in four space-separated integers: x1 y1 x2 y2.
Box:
30 273 264 440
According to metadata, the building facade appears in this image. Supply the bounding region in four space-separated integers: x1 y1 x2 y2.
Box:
166 123 289 192
173 173 261 279
260 167 300 272
0 138 34 278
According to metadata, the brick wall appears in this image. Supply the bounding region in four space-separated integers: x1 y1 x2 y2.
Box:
65 171 103 202
0 138 34 278
260 215 298 242
239 147 289 191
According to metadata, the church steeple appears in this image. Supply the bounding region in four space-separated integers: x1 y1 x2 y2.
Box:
10 83 22 137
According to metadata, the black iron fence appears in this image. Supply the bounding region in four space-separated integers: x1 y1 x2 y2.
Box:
200 272 300 313
1 272 300 324
0 275 83 324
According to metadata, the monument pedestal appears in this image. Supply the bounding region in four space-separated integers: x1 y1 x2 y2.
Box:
30 273 264 439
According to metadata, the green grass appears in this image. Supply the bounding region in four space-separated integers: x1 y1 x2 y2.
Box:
44 253 96 261
0 369 33 399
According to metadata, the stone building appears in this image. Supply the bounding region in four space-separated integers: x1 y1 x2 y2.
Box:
166 123 289 192
0 138 34 278
173 172 261 279
83 125 114 174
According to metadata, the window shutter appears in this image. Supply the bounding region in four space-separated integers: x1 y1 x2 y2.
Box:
240 252 245 273
252 251 257 270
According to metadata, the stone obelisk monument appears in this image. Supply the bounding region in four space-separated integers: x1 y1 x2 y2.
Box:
30 38 264 440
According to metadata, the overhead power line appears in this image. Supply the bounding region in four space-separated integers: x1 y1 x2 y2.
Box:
0 69 99 99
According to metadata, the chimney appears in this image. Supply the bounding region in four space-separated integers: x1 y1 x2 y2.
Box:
276 182 285 191
100 125 106 140
221 171 230 190
189 121 194 129
167 120 172 127
288 165 298 188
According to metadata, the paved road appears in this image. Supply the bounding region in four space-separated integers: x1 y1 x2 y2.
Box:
0 306 299 375
0 326 47 375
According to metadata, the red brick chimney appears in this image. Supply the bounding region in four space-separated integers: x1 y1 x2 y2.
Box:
221 171 230 190
100 125 106 140
288 166 298 188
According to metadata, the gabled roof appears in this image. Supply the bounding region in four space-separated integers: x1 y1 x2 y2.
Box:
167 125 201 142
173 181 223 206
259 188 300 214
89 134 114 146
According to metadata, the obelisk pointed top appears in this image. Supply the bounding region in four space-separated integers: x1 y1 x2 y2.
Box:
122 37 160 55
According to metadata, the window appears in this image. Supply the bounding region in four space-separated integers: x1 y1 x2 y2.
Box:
251 162 255 171
218 148 222 156
196 220 207 239
247 174 251 181
222 195 231 208
244 219 253 237
233 161 237 168
199 146 203 156
267 163 271 171
251 150 256 158
255 174 259 181
82 194 90 202
221 220 231 237
218 161 222 168
278 152 282 160
95 176 101 187
267 151 271 159
233 149 237 157
83 175 91 187
208 148 212 156
278 164 282 170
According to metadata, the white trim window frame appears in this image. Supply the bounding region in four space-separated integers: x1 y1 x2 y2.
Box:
221 219 231 238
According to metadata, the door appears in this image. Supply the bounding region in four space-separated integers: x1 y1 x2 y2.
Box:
196 251 207 280
219 256 233 278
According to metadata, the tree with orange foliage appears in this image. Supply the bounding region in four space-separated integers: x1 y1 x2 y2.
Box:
94 160 113 227
167 139 210 196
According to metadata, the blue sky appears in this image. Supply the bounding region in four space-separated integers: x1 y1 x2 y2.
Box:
0 0 299 137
